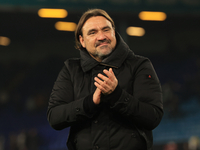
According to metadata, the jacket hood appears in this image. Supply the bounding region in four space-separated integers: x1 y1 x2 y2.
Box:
80 32 133 72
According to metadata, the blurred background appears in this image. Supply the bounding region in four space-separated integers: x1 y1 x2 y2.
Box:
0 0 200 150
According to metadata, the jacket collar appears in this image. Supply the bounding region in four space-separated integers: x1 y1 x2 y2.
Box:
80 32 132 72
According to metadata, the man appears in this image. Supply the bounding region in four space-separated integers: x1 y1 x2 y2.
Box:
47 9 163 150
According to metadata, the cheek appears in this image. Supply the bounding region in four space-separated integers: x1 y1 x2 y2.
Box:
111 32 116 39
110 33 116 46
86 38 95 47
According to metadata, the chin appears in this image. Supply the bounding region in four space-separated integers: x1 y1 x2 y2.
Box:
99 50 113 58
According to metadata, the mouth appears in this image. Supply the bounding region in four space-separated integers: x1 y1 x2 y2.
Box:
95 40 110 48
97 43 108 47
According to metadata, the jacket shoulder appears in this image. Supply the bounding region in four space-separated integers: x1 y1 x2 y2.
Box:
125 52 155 77
64 58 81 69
126 51 150 65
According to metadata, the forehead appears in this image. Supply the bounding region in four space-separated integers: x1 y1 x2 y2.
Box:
82 16 112 32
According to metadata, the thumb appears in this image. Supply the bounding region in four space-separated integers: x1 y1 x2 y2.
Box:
96 87 101 94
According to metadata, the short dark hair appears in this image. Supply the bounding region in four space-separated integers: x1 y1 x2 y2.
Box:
75 9 115 50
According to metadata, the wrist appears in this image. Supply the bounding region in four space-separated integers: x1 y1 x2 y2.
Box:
102 85 122 106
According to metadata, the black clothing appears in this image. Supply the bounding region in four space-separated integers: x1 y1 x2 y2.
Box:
47 33 163 150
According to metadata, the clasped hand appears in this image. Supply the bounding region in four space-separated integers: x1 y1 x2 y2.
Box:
93 68 118 104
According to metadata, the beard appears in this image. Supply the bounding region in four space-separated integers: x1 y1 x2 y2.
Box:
93 45 113 60
93 39 114 59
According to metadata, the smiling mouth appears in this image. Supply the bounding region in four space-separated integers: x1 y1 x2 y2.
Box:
95 40 110 47
98 43 108 47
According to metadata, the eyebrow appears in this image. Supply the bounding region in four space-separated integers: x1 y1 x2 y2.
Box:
102 26 111 30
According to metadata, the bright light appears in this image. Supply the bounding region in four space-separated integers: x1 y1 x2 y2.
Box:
126 27 145 37
0 36 10 46
38 8 68 18
139 11 167 21
55 21 77 31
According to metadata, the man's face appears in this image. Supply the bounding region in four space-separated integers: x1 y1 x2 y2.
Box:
79 16 117 62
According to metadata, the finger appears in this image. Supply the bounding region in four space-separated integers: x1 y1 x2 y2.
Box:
97 73 110 84
103 69 113 79
94 82 111 95
103 69 116 81
94 76 103 84
94 76 109 89
94 82 107 92
109 68 114 75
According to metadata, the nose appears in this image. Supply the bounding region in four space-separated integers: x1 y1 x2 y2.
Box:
97 31 106 41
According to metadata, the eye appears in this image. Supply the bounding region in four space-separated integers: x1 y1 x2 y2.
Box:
88 30 96 35
89 31 95 35
103 27 111 32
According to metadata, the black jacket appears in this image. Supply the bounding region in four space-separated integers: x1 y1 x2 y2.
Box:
47 33 163 150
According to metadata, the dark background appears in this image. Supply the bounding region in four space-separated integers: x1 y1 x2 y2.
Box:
0 0 200 149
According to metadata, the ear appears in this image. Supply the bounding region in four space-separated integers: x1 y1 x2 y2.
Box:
79 35 86 48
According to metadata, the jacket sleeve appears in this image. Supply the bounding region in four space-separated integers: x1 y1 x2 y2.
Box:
107 59 163 130
47 65 99 130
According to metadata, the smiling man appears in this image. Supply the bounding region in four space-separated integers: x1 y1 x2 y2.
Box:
79 16 116 62
47 9 163 150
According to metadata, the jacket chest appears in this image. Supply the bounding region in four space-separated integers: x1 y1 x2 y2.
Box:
72 64 134 100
